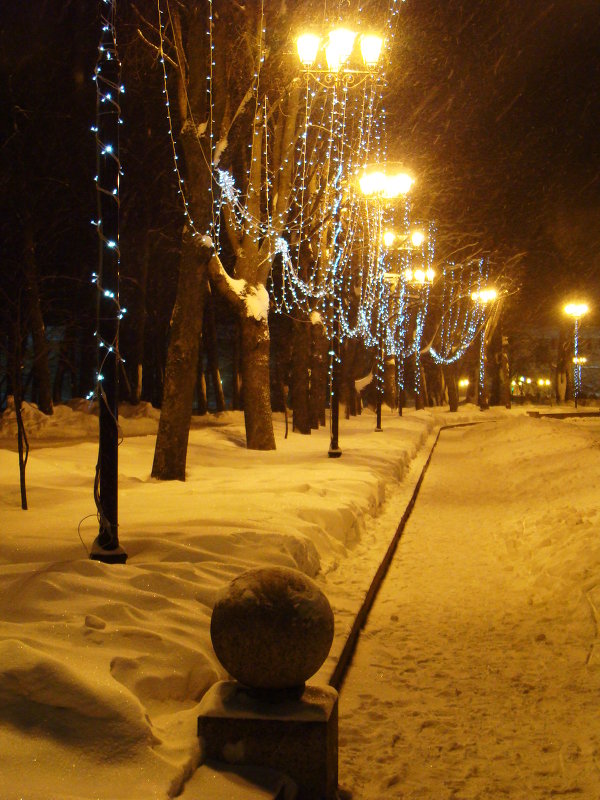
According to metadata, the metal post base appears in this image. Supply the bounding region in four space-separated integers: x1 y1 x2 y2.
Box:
90 536 128 564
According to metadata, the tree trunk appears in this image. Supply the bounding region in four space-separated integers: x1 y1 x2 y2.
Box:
195 344 208 416
22 221 52 415
309 317 328 428
342 338 360 418
384 356 397 409
241 315 276 450
415 361 429 409
131 231 150 405
499 333 511 409
151 235 210 480
232 321 243 410
11 314 28 510
291 317 311 434
203 291 226 412
414 355 425 410
444 363 459 412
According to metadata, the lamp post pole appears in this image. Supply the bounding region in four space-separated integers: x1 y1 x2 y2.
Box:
90 2 127 564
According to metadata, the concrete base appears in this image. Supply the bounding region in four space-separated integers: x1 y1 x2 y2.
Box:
197 681 338 800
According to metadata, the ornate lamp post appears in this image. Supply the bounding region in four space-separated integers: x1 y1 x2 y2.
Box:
295 33 384 457
381 226 433 414
471 287 497 411
564 302 589 409
296 29 383 87
361 171 415 430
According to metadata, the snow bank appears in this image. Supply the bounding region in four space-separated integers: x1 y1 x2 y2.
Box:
0 400 447 798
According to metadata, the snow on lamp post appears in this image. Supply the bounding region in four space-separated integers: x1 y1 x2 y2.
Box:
564 302 589 409
471 287 497 411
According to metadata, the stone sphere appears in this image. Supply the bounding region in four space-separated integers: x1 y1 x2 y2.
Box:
210 566 334 690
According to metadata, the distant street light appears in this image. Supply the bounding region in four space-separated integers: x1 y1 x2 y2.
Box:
471 287 498 410
564 302 589 408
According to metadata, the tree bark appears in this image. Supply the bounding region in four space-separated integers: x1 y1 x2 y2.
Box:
203 290 226 412
291 316 311 434
444 363 459 412
22 221 52 415
195 344 208 416
309 317 328 428
241 315 276 450
232 321 243 410
151 236 210 480
384 356 397 409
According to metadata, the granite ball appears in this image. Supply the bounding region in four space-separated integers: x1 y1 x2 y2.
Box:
210 566 334 691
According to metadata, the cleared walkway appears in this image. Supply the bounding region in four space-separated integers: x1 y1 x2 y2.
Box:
338 417 600 799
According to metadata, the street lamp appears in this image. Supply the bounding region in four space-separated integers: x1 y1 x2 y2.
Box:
296 27 384 458
564 302 589 408
296 29 384 87
406 264 434 411
361 170 415 431
381 224 432 414
471 287 498 410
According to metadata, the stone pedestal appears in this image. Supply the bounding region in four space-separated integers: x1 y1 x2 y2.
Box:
198 680 338 800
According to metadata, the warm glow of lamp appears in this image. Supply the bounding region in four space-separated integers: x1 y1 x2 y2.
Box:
326 28 356 71
383 230 396 247
414 269 426 284
359 169 414 199
359 170 385 196
385 171 414 197
573 356 588 365
564 302 589 319
296 33 320 66
426 267 435 282
360 34 383 67
472 288 498 304
458 378 469 388
410 230 425 247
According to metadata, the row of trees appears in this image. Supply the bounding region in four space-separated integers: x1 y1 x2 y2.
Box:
3 1 585 488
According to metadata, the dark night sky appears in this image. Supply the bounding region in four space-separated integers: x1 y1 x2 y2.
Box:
2 1 599 333
386 0 600 326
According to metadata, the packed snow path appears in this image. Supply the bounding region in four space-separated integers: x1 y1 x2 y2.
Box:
338 416 600 799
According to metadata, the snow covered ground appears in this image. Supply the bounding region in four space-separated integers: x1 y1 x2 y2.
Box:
339 413 600 798
1 399 599 799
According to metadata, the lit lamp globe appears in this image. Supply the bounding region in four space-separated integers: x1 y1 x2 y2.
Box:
564 302 589 319
360 34 383 67
471 288 498 304
359 169 414 199
325 28 356 71
383 230 396 248
410 230 425 247
296 33 320 66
